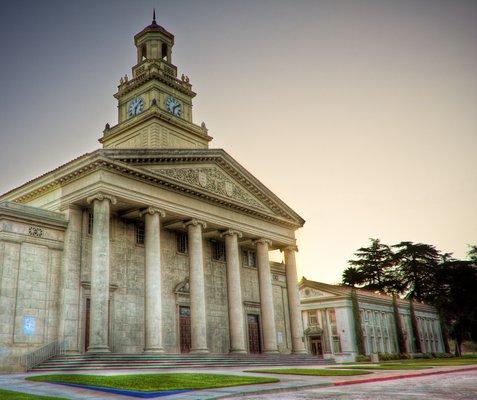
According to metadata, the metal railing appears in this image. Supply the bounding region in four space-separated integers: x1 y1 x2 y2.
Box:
20 340 66 371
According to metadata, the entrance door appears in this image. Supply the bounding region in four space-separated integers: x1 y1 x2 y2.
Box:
247 314 261 354
310 336 323 357
179 306 191 353
84 298 90 352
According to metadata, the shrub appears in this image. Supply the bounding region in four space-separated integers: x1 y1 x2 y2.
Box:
433 352 454 359
356 355 371 362
378 353 410 361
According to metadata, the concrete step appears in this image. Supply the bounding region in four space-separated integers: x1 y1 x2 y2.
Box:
32 354 333 372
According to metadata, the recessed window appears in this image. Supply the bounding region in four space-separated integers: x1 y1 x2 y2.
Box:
211 240 226 262
176 232 188 254
141 45 147 60
161 43 168 60
135 223 145 245
308 310 318 325
242 249 257 268
88 213 94 235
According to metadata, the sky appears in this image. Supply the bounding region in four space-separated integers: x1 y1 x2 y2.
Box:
0 0 476 284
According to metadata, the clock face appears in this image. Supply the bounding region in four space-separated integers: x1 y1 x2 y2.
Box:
128 97 144 117
166 96 182 117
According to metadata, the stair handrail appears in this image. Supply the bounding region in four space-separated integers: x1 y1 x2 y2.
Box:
20 340 66 371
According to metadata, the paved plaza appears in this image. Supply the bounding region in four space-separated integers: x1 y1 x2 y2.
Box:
238 369 477 400
0 365 475 399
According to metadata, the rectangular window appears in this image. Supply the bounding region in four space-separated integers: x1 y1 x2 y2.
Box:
308 310 318 325
176 232 188 254
242 249 257 268
88 212 94 235
211 240 226 261
135 223 145 245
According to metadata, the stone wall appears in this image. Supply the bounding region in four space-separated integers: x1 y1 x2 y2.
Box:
0 207 65 356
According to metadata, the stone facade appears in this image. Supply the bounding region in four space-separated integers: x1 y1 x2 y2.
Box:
0 16 307 358
299 278 444 362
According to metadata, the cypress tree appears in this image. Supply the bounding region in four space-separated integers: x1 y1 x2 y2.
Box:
409 299 422 353
392 294 407 354
351 288 366 355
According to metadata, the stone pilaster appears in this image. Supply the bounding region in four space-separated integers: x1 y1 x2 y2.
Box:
282 246 307 354
86 193 116 353
185 219 209 354
255 238 278 354
221 229 247 354
141 207 166 354
58 206 82 353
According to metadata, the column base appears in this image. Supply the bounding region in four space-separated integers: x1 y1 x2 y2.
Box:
229 349 247 355
144 348 165 354
291 349 308 355
263 349 280 355
86 346 111 354
190 348 209 355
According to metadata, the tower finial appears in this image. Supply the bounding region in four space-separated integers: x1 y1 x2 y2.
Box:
153 8 156 23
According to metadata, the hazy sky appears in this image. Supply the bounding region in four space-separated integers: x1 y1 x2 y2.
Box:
0 0 476 284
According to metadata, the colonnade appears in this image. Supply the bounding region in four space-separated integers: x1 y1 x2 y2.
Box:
60 193 306 354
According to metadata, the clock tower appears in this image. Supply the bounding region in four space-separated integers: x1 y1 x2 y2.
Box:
100 11 212 149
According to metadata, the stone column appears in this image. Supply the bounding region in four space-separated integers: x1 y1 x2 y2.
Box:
283 246 307 354
86 193 116 353
255 238 278 354
58 206 82 353
141 207 166 354
222 229 247 354
185 219 209 354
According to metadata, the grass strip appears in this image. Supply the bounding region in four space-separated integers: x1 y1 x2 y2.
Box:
26 373 278 391
333 364 431 370
0 389 68 400
245 368 373 376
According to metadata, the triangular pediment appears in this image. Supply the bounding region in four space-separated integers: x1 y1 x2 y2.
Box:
300 286 338 299
143 164 270 212
102 148 304 227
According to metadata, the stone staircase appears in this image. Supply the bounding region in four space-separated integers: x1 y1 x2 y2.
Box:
31 353 333 372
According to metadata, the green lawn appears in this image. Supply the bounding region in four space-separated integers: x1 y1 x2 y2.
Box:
26 373 279 392
245 368 372 376
0 389 68 400
334 364 431 370
381 358 477 367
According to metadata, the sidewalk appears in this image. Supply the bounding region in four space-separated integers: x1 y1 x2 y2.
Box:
0 364 475 400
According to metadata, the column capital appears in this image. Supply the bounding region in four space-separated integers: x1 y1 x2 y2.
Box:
139 207 166 218
253 238 272 247
86 192 117 205
281 245 298 253
220 229 242 239
183 219 207 229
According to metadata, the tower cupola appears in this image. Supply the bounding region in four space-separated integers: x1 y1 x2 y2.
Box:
134 10 174 64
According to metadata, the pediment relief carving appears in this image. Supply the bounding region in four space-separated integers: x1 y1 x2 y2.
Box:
144 165 269 211
301 287 335 299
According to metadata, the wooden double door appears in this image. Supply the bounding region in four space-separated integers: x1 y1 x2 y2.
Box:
310 335 324 357
179 306 191 353
247 314 261 354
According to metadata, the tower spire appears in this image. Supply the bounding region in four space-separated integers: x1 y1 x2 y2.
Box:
152 8 156 24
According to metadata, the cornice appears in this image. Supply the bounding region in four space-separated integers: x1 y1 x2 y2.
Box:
0 201 67 229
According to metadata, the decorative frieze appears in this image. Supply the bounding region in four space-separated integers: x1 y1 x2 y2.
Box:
28 226 43 237
150 167 266 210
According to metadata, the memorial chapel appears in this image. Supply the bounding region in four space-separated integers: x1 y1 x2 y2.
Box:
0 16 306 356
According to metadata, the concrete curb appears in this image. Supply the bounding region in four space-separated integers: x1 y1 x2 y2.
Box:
214 365 477 399
333 365 477 387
